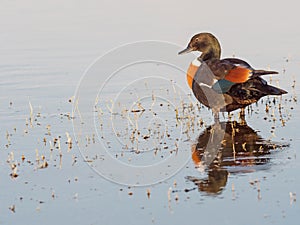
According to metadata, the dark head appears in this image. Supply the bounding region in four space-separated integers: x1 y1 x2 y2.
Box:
178 33 221 60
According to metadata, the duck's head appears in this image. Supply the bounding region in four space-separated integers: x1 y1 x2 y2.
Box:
178 32 221 60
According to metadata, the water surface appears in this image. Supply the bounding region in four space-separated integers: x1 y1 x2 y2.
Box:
0 1 299 225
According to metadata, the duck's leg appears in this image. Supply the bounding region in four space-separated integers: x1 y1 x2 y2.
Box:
227 112 232 121
213 111 220 123
239 108 246 125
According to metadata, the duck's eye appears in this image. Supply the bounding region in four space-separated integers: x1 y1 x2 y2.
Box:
195 38 199 42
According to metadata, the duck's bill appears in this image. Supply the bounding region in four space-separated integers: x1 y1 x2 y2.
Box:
178 47 193 55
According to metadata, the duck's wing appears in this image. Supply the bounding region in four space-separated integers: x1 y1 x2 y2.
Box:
210 58 278 94
206 58 253 86
223 58 279 77
228 77 287 102
222 58 252 69
220 77 287 112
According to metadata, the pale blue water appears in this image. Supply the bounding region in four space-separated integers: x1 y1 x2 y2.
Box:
0 1 299 225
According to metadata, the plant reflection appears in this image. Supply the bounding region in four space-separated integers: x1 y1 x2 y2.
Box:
186 121 289 194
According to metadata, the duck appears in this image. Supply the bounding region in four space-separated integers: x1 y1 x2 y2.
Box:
178 32 287 120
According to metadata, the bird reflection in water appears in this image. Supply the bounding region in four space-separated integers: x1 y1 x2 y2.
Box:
186 121 289 194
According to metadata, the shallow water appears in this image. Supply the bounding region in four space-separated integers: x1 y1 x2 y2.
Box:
1 1 299 225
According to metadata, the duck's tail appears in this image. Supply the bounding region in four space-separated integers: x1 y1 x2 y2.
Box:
251 70 287 95
252 70 278 76
265 84 288 95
